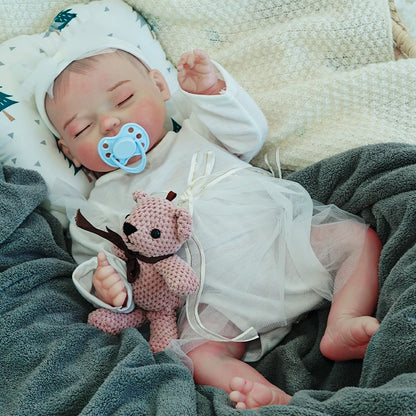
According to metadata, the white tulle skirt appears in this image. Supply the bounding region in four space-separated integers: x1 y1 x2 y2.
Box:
169 167 367 362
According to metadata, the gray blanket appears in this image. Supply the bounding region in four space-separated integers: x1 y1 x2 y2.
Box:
1 142 416 415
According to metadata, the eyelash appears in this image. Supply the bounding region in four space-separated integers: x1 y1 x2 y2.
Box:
74 125 91 138
117 94 133 107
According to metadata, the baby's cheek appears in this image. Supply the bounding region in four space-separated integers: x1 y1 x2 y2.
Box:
77 141 110 171
130 100 166 137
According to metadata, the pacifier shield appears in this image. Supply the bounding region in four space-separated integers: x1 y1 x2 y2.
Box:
98 123 150 173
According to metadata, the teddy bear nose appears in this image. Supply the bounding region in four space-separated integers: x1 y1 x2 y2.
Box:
123 222 138 236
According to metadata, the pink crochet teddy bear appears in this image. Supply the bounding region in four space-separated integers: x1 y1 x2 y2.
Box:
76 190 199 353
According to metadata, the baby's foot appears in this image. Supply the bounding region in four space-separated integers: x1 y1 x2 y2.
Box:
320 316 379 361
229 377 291 410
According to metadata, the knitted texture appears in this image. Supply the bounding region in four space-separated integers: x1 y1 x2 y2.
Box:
89 191 199 353
127 0 416 172
123 190 193 257
1 1 415 171
88 308 146 335
0 1 85 42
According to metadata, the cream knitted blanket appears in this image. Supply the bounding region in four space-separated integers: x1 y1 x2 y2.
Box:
1 0 416 171
127 0 416 171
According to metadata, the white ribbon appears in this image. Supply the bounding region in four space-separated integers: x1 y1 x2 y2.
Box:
181 151 259 342
178 151 254 214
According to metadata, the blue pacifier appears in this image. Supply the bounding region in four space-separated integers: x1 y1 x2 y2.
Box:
98 123 150 173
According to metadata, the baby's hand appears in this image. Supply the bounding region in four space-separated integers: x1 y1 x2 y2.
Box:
93 252 127 307
177 49 225 95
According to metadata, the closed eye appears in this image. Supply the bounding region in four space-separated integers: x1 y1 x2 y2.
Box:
117 94 133 107
74 124 91 138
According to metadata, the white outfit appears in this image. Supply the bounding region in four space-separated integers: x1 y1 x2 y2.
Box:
72 63 366 361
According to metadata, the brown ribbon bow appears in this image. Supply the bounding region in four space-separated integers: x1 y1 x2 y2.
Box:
75 209 174 283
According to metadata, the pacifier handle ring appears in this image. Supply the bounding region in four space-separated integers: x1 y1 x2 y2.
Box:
108 153 147 173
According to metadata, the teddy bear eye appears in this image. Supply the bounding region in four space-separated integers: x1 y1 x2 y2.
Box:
150 229 161 239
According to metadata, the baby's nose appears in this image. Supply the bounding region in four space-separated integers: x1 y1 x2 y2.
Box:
101 115 121 136
123 222 137 236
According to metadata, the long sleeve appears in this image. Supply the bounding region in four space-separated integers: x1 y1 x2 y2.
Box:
172 61 268 162
72 249 135 312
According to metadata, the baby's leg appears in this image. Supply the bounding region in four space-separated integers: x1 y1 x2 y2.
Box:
188 341 291 409
318 225 382 361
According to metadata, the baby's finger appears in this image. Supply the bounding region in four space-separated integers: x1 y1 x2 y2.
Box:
106 279 127 307
94 263 115 278
97 251 110 267
193 49 210 63
106 278 126 296
177 52 192 69
176 56 185 70
185 52 196 68
112 287 128 307
97 269 120 288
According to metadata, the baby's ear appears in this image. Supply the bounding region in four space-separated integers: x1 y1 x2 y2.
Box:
58 138 81 168
148 69 171 101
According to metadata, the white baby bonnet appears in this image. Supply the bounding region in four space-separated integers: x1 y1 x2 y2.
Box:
23 4 165 138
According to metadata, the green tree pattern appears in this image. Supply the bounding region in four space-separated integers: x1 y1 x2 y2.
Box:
0 87 18 121
46 9 77 35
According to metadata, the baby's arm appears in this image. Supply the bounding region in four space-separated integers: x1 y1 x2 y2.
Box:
177 49 225 95
175 49 267 161
93 251 127 307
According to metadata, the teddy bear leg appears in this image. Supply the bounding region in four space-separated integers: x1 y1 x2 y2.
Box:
146 310 178 353
88 308 147 335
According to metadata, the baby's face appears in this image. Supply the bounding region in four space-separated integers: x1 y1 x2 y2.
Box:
45 52 170 172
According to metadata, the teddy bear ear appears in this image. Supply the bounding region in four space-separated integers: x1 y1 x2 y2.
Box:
175 207 193 243
132 190 148 202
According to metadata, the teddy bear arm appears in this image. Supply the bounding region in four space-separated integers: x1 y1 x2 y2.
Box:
154 256 199 296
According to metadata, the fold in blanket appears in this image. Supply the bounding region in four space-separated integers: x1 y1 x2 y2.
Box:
2 143 416 415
